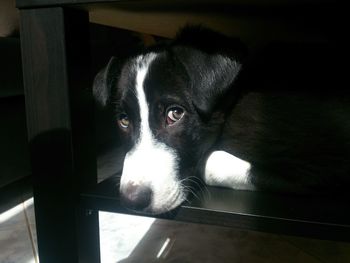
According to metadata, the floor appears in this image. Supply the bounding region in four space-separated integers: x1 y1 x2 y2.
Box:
1 193 350 263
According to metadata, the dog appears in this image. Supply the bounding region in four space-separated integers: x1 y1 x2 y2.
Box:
93 26 350 215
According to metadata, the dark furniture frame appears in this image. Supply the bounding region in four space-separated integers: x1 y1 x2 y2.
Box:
0 36 32 225
16 1 349 262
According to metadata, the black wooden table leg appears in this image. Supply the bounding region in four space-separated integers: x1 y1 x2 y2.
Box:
20 7 100 263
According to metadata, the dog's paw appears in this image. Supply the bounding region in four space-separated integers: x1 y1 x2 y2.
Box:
204 151 255 190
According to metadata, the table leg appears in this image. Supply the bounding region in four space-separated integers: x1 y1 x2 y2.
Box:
20 7 100 263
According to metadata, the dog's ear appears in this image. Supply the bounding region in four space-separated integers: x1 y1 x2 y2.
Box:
173 26 245 117
93 56 120 107
174 47 242 117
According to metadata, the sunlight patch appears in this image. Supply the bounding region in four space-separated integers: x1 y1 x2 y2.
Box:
99 212 155 263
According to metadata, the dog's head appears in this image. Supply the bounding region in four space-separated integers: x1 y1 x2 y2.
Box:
94 28 244 214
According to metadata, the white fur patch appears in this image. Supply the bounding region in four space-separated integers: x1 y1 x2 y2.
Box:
120 53 185 213
204 150 255 191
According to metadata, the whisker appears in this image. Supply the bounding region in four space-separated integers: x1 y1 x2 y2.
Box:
182 185 201 202
181 176 211 202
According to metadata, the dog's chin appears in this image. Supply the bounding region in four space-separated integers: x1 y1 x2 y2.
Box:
123 189 187 215
149 192 187 215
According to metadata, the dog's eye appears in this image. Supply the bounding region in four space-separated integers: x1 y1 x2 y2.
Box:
118 113 129 129
166 106 185 125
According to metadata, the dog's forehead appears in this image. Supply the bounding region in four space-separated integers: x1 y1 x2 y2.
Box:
118 51 191 112
144 52 191 106
117 54 155 108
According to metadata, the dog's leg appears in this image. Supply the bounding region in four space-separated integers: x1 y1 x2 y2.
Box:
204 151 255 191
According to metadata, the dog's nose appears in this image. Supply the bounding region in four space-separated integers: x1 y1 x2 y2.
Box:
120 183 152 211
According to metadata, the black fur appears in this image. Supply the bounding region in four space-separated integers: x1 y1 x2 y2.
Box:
220 42 350 194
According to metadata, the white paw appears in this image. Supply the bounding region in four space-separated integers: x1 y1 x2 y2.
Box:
204 151 255 191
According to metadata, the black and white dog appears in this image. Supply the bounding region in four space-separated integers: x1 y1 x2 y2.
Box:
94 27 350 214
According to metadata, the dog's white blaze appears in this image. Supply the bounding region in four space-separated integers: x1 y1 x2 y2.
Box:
205 151 255 190
120 53 185 213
